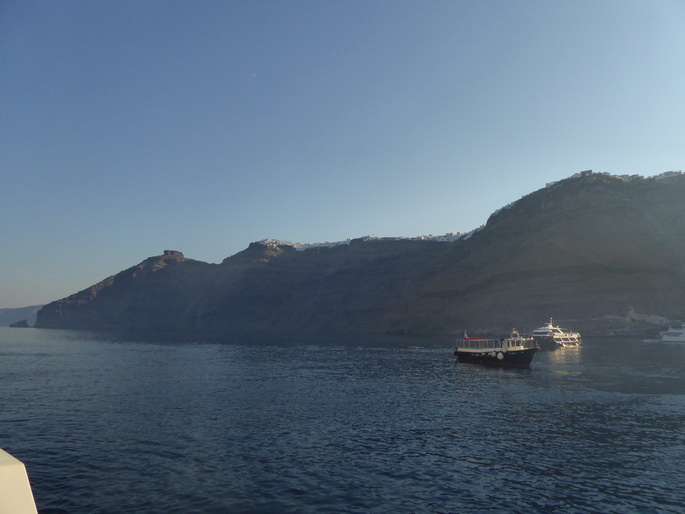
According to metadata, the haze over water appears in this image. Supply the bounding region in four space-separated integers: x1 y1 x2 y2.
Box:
1 328 684 512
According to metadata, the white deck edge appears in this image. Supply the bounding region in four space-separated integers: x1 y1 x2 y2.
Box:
0 448 38 514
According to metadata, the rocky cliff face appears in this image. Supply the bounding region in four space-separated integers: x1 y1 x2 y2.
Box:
36 250 217 330
36 172 685 335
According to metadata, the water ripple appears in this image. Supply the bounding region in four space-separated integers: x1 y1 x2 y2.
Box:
1 330 684 512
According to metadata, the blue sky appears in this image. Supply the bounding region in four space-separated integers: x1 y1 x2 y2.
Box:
2 0 684 308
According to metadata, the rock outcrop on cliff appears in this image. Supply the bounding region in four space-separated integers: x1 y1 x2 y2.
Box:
36 250 217 330
36 172 685 335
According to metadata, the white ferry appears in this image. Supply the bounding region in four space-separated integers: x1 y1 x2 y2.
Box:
454 328 539 368
531 318 582 350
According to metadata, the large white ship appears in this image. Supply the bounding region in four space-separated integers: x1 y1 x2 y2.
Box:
531 318 582 350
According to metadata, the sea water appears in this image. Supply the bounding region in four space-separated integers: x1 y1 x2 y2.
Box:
1 327 684 513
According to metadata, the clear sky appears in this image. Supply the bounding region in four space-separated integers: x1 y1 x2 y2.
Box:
2 0 684 308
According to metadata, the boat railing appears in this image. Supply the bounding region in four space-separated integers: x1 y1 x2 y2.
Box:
457 338 502 350
508 338 538 349
457 338 538 350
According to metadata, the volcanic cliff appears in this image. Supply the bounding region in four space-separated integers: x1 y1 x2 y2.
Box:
36 172 685 336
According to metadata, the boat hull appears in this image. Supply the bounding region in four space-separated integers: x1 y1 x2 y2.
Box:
661 336 685 343
454 348 539 368
531 336 562 351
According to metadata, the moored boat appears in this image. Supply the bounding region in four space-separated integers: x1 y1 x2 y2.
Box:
531 318 582 350
658 325 685 343
454 328 539 368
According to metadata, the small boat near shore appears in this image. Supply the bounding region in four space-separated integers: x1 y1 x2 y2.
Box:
531 318 582 350
454 328 539 368
660 326 685 342
644 324 685 343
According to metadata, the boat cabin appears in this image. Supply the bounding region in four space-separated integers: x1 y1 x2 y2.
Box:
457 338 538 350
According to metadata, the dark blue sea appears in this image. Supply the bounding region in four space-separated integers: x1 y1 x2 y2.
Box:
1 327 684 513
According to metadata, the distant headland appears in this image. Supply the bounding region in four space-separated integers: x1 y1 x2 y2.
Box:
35 171 685 337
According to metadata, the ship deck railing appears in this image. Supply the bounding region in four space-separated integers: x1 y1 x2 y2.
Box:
456 338 538 350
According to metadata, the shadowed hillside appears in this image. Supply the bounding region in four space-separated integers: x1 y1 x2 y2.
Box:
36 172 685 336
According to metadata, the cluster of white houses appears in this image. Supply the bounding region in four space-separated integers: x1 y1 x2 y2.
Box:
545 169 684 187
